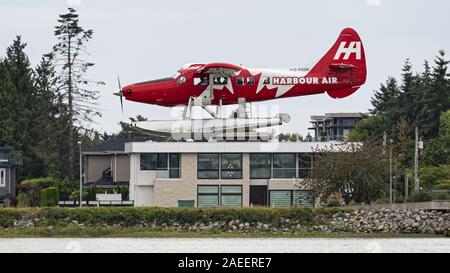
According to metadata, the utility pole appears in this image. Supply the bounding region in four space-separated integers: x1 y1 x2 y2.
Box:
389 139 393 204
78 141 83 208
405 174 409 202
414 127 419 191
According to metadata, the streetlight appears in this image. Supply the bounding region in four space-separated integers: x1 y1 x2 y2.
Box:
78 141 82 208
389 139 393 204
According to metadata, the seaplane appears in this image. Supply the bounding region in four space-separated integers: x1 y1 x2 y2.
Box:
114 28 367 140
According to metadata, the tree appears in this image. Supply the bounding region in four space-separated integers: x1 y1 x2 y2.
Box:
432 50 450 112
0 61 18 147
49 8 103 181
303 140 388 205
278 133 303 142
370 77 401 116
393 117 414 169
422 110 450 166
31 54 70 178
2 36 41 179
417 51 449 139
347 114 388 142
415 60 433 131
398 59 419 121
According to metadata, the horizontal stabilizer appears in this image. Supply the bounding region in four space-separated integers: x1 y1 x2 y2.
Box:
327 86 361 99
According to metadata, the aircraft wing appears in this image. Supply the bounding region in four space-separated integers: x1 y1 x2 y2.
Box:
195 62 242 77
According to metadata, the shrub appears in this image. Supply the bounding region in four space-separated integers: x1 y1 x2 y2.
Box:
420 165 450 191
433 181 450 190
40 187 59 207
395 195 405 204
21 177 61 189
3 194 18 207
18 207 336 228
408 192 432 203
432 193 449 201
17 192 30 208
16 184 41 207
68 189 89 201
326 192 342 207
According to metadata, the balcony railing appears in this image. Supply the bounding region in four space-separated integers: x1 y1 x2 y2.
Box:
0 150 23 165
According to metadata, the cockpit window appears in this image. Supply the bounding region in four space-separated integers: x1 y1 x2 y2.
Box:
177 76 186 84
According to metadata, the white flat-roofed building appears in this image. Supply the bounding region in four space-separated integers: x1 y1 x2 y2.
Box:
125 141 344 208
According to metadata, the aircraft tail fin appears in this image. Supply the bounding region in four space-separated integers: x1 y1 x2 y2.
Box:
309 28 367 99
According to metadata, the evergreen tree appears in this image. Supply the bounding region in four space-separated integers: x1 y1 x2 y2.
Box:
49 8 103 181
0 61 19 147
418 51 449 138
370 77 400 115
415 61 434 137
32 54 69 178
398 59 419 123
3 36 41 179
433 50 450 113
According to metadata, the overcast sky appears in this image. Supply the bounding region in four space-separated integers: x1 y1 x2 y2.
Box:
1 0 449 136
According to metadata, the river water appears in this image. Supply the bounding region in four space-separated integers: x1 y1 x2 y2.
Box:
0 238 449 253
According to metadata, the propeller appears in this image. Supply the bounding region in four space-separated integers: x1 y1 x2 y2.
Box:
114 76 124 114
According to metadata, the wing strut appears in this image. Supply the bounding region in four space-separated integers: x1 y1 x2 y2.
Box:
182 96 218 120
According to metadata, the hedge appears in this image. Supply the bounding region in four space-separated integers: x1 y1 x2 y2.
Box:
21 177 61 189
40 187 59 207
0 207 343 229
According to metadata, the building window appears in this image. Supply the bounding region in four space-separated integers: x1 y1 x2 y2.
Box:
269 191 292 207
250 154 271 179
140 153 168 170
197 185 219 207
293 190 314 208
0 168 5 188
221 154 242 179
298 153 313 178
269 190 313 208
220 185 243 207
197 154 219 179
169 153 181 178
272 154 296 179
178 200 195 208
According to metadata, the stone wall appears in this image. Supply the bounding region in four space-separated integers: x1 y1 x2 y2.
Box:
309 209 449 234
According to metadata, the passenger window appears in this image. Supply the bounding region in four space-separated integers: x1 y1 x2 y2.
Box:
213 77 228 85
236 77 244 85
263 77 270 85
195 77 209 86
247 77 255 85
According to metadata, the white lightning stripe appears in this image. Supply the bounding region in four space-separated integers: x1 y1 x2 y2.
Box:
275 85 294 97
249 62 316 97
214 80 234 94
